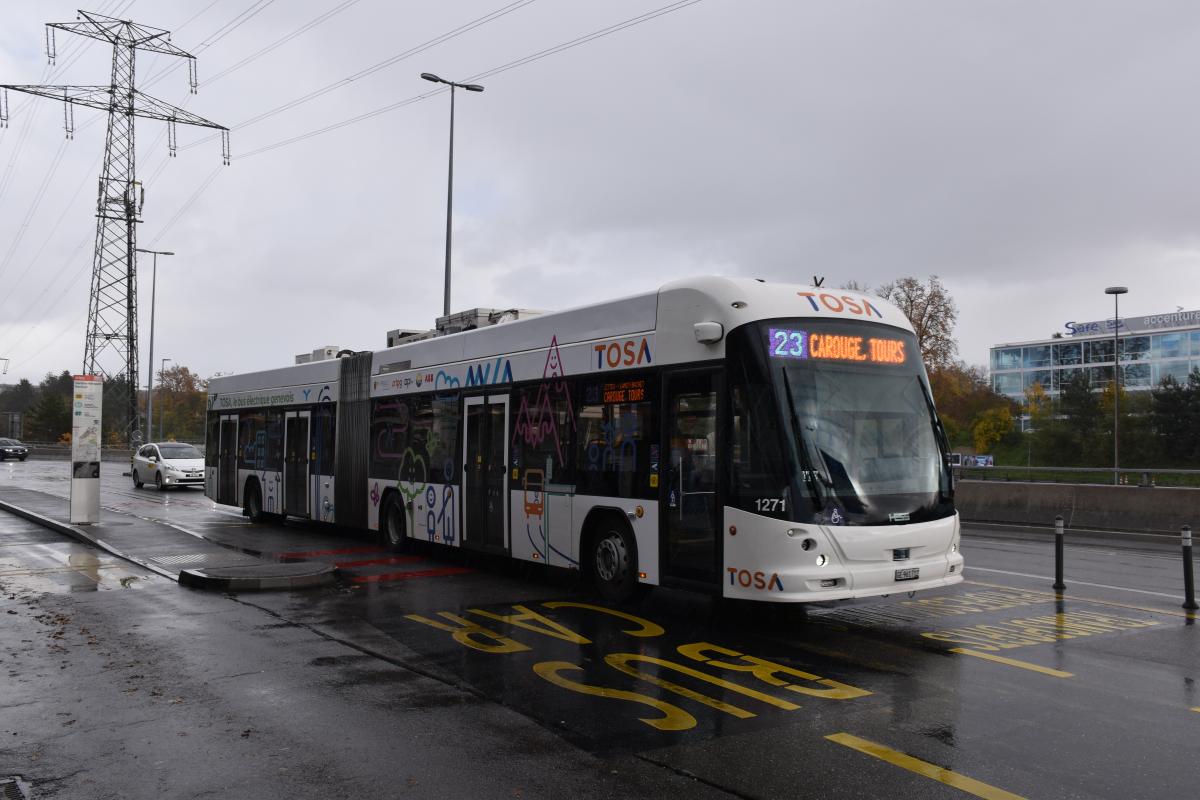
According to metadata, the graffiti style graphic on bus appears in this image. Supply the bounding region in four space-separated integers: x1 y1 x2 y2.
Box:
370 393 459 543
512 336 577 566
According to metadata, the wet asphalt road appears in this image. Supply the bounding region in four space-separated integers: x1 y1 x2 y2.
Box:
2 459 1198 799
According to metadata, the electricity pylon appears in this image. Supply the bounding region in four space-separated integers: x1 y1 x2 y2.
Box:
0 10 229 445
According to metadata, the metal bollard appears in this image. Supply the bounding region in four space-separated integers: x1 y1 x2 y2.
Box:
1053 515 1065 592
1183 525 1197 612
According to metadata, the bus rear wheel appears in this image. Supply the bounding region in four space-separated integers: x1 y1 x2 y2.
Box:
381 494 408 552
590 521 639 603
244 482 266 524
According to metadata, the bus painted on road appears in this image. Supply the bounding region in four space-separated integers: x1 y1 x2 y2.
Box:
204 276 963 602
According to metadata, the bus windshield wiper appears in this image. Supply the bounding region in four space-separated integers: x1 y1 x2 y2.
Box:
781 369 829 509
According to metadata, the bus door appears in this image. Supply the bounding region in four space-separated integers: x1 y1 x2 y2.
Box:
284 410 310 517
462 394 509 552
217 414 238 506
661 370 721 583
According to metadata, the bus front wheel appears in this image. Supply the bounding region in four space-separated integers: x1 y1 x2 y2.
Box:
381 494 408 552
590 521 639 603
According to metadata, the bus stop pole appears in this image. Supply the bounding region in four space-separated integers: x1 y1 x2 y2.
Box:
1182 524 1197 611
1053 515 1065 592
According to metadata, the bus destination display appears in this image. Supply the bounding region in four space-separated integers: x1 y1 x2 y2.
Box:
767 328 906 365
603 379 647 404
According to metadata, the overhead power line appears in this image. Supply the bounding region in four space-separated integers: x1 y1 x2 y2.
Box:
201 0 367 87
237 0 704 160
181 0 540 152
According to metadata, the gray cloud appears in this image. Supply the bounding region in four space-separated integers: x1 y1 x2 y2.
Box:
0 0 1195 385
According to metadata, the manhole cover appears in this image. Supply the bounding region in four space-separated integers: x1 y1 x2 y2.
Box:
0 777 31 800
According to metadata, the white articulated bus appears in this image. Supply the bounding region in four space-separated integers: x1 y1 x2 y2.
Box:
205 276 963 602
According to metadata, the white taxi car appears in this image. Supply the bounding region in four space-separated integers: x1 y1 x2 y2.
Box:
132 442 205 490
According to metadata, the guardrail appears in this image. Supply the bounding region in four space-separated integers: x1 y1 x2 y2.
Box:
16 444 134 463
955 465 1200 488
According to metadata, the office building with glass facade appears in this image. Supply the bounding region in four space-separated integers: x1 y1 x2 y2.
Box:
990 308 1200 399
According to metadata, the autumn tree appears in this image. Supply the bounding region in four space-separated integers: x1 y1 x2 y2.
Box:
151 365 208 442
876 276 958 370
926 361 1013 449
972 406 1013 454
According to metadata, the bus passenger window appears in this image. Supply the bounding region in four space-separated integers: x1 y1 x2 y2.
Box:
575 377 656 500
510 381 574 484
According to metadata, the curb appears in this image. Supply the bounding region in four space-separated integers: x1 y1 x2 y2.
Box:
0 495 335 590
0 497 96 548
179 563 337 592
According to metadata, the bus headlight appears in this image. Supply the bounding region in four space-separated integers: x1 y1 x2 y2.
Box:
815 554 828 567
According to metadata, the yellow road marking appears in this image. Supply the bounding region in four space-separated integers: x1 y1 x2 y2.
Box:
964 579 1197 621
950 648 1073 678
826 732 1028 800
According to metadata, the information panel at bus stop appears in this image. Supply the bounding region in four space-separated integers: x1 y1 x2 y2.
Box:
70 374 102 524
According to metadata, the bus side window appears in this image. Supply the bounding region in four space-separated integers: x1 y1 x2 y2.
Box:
575 376 656 500
205 414 219 467
265 410 284 471
511 380 574 485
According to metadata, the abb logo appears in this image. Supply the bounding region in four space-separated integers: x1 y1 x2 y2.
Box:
796 292 882 318
727 568 785 592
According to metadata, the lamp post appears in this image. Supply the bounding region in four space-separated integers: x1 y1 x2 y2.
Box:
1105 286 1128 486
420 72 484 317
135 248 174 441
159 357 172 441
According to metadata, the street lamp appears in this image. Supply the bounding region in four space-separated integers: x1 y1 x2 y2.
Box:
135 248 174 441
420 72 484 317
1105 286 1128 486
159 357 172 441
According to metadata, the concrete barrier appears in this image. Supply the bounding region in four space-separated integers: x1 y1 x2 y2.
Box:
955 480 1200 533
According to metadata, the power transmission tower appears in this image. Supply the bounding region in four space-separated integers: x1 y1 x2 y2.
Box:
0 10 229 445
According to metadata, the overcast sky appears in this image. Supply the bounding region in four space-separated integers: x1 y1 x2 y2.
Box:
1 0 1197 386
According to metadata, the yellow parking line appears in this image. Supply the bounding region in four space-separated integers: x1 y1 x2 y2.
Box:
950 647 1073 678
826 732 1027 800
964 579 1196 621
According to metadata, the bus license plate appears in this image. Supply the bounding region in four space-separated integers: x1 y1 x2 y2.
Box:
894 567 919 581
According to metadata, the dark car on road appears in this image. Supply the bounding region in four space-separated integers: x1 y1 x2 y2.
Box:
0 438 29 461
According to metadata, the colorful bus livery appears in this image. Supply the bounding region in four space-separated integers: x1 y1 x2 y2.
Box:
206 276 964 602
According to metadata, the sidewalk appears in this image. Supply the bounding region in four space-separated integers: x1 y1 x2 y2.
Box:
0 485 335 591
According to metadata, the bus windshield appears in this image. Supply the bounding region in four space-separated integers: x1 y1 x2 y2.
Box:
729 319 953 527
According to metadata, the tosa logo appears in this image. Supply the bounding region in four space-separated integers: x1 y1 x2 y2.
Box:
797 292 882 318
727 568 785 592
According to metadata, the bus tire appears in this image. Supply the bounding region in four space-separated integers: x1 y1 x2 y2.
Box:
588 517 640 603
380 492 408 552
244 480 266 524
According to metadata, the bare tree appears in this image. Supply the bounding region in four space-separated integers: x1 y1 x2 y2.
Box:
876 275 958 370
839 280 871 293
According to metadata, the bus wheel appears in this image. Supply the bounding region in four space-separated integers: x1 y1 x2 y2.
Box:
381 494 408 552
591 522 638 603
245 482 266 524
